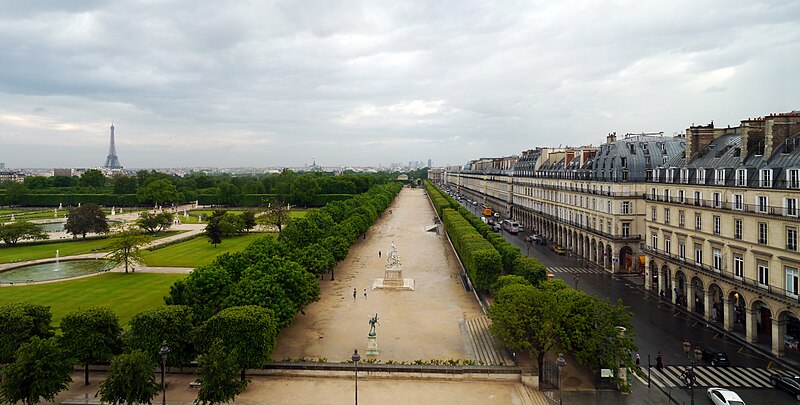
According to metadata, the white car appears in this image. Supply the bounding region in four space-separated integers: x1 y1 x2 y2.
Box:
707 387 746 405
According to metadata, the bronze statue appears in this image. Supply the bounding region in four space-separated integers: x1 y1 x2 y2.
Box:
368 313 379 336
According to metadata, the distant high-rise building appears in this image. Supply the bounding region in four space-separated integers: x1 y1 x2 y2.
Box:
103 124 123 169
427 159 432 168
0 162 5 169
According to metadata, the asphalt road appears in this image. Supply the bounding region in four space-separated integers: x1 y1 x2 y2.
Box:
449 192 799 404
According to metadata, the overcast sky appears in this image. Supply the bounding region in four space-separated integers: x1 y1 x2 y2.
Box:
1 0 798 169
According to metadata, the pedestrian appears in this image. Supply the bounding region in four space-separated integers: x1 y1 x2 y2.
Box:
635 353 640 366
379 251 381 258
353 288 357 300
656 351 663 370
364 289 367 299
712 306 718 323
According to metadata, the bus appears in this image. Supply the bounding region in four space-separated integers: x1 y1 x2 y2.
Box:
501 219 521 234
482 204 493 217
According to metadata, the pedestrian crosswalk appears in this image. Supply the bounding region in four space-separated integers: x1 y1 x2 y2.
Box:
639 365 792 389
547 266 608 275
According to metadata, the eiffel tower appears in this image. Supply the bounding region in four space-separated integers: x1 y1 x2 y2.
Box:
103 124 122 169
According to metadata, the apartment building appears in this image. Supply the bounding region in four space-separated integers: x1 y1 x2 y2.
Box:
443 112 800 358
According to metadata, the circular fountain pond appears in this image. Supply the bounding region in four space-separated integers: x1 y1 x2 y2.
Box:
0 260 113 284
39 220 121 233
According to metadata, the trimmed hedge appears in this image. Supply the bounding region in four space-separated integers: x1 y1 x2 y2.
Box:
441 208 502 290
0 194 138 207
196 193 355 207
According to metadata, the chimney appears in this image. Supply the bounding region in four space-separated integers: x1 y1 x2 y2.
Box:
740 118 765 163
606 132 617 144
764 113 800 160
685 122 719 161
565 149 575 165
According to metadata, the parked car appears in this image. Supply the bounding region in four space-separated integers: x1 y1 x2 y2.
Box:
548 244 566 255
770 374 800 400
533 235 546 245
706 387 746 405
785 336 799 351
701 348 730 367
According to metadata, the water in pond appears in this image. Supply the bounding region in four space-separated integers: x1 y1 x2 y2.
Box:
0 260 112 283
39 220 121 233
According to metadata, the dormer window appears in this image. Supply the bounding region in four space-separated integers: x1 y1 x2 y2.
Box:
697 168 706 184
628 143 636 154
789 169 800 189
715 169 726 186
759 169 772 188
658 142 666 153
736 168 747 187
621 157 628 168
681 168 690 184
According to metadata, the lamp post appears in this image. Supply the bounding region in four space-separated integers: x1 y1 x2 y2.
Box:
351 349 361 405
681 340 700 405
159 341 170 405
572 273 580 290
556 353 566 405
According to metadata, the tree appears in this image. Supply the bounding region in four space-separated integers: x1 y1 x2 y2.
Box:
490 275 531 297
5 182 28 205
105 230 150 273
488 283 562 384
112 174 138 194
289 174 320 206
194 338 248 405
137 178 180 206
218 212 245 236
197 306 277 381
65 203 109 239
124 305 195 367
97 350 160 405
260 197 290 234
165 264 233 322
59 307 122 385
137 211 174 235
0 221 48 245
0 303 53 363
512 257 548 287
80 169 107 188
0 337 72 405
205 220 223 247
215 182 242 207
240 211 257 232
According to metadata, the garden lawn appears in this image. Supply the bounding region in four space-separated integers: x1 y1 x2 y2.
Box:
0 272 185 329
142 232 267 267
0 230 186 264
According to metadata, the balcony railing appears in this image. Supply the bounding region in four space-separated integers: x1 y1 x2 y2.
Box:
645 195 799 219
522 207 642 242
642 245 800 306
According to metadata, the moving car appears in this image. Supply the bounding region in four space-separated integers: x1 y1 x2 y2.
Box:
706 387 746 405
701 347 730 367
769 374 800 400
549 244 566 255
785 336 799 351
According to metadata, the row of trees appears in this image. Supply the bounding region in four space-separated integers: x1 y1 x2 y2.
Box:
426 181 546 289
0 303 272 405
2 169 398 207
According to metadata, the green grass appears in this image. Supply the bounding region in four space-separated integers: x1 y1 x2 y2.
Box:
0 230 186 264
0 272 185 328
142 232 267 267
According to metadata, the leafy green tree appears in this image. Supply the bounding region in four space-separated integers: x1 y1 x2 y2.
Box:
137 178 180 206
197 306 278 381
240 211 257 232
5 182 28 205
23 176 53 189
194 338 248 405
489 283 561 384
137 211 174 235
224 258 319 329
279 217 318 248
289 174 320 206
490 275 531 297
260 197 290 234
112 174 138 194
319 235 349 261
271 169 296 195
165 264 233 322
512 257 548 287
0 221 48 245
205 220 223 247
0 337 72 405
218 212 245 236
98 350 160 405
0 303 53 363
80 169 107 188
53 176 78 188
294 243 336 279
215 182 242 207
59 307 122 385
65 203 109 239
125 306 195 367
105 230 151 273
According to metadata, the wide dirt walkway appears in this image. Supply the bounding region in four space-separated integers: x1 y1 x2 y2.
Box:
272 187 485 362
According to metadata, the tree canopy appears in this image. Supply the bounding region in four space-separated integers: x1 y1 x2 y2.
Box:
194 338 248 405
0 337 72 405
98 350 160 405
197 306 277 379
0 221 48 245
65 203 109 239
59 307 122 385
105 230 151 273
137 211 174 235
0 303 53 363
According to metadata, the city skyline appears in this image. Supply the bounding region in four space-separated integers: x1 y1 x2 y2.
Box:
0 1 798 168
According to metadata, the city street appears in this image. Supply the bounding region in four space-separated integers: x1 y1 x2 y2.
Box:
453 195 800 404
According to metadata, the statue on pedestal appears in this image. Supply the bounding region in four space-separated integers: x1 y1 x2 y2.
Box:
386 241 401 269
368 313 379 336
367 313 380 355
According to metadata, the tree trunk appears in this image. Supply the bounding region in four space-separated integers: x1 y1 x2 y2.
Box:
537 353 545 386
84 363 89 385
241 368 246 381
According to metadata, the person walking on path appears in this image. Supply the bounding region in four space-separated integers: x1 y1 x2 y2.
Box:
353 288 357 300
379 251 381 258
635 353 640 366
364 289 367 299
656 351 663 370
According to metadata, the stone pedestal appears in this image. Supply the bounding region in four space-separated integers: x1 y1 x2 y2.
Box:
366 334 379 355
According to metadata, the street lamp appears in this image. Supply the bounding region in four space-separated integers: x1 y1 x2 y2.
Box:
572 273 580 290
681 340 700 405
351 349 361 405
556 353 566 405
159 341 170 405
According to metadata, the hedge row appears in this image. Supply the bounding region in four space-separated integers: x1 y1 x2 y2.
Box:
441 208 502 290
